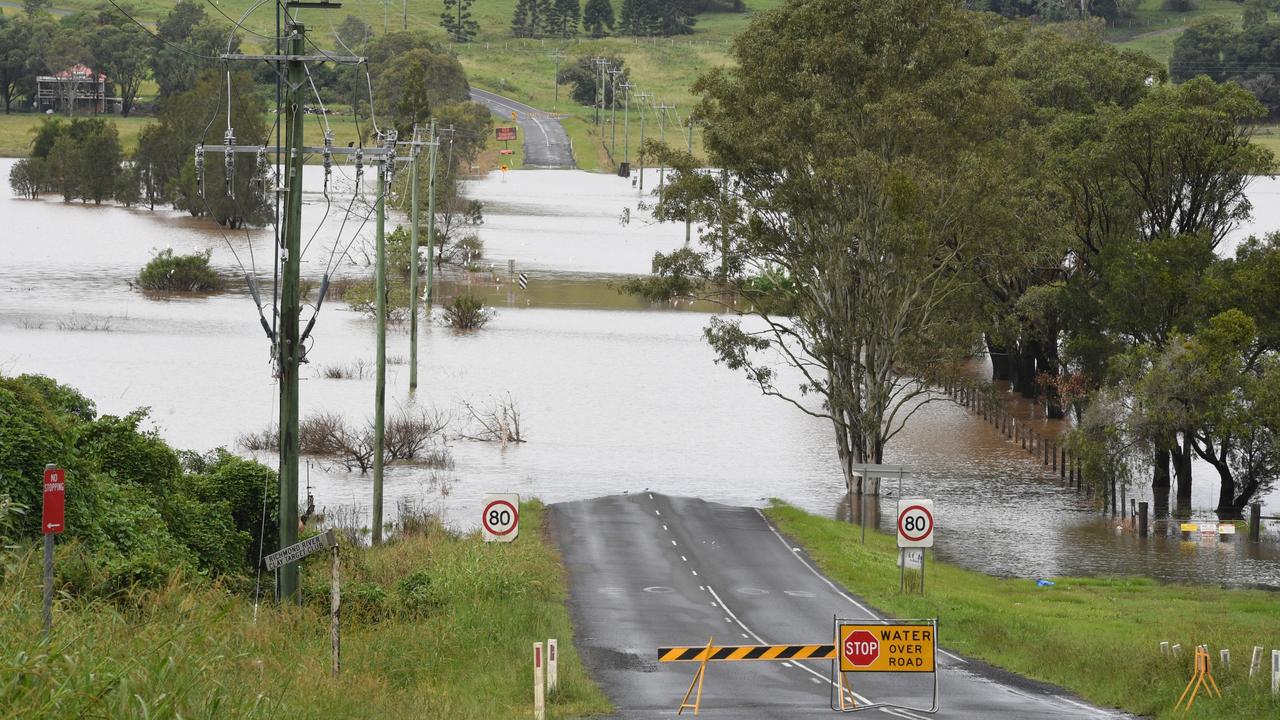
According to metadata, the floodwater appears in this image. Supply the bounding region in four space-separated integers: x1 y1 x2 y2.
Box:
1 160 1277 588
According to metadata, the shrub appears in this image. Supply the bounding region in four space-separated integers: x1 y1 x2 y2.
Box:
137 249 225 292
79 409 182 492
442 294 492 330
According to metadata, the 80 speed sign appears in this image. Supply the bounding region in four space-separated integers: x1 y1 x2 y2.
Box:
482 493 520 542
896 498 934 548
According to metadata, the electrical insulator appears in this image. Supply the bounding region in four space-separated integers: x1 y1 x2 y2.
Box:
223 127 235 197
194 145 205 197
355 148 364 180
322 129 334 184
256 146 269 192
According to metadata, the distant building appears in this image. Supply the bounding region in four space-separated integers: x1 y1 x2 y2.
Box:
36 64 113 115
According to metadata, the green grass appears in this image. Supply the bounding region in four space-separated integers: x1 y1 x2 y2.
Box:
0 113 151 157
1110 0 1246 65
765 501 1280 720
0 500 610 719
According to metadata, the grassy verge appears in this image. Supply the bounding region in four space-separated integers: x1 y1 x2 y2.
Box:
765 501 1280 720
0 500 610 719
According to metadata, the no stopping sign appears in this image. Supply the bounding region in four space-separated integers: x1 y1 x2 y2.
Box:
896 498 934 548
482 494 519 542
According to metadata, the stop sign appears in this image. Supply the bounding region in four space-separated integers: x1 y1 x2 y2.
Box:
843 629 879 667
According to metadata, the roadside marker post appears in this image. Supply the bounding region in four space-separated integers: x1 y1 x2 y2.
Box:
1273 649 1279 695
1219 648 1229 672
42 464 65 635
547 638 558 694
1160 641 1170 656
533 642 545 720
1249 646 1263 678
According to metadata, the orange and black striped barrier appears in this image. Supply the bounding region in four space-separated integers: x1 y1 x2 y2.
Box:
660 641 837 715
659 643 837 663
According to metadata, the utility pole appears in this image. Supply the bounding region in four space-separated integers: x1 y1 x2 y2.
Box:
607 67 621 158
550 51 565 111
425 121 439 305
619 81 633 172
656 102 675 191
372 129 397 546
635 91 651 191
685 115 694 245
203 11 365 601
592 58 609 126
409 126 421 392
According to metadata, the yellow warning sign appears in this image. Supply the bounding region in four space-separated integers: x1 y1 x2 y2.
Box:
838 623 935 673
500 164 509 172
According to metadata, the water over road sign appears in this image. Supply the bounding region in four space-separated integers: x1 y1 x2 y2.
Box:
42 467 65 534
839 623 936 673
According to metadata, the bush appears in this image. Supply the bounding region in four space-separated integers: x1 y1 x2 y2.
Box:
80 409 182 492
442 294 492 330
137 249 225 292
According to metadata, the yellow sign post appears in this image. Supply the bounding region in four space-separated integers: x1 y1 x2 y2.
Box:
1174 645 1221 713
677 637 714 716
832 618 939 713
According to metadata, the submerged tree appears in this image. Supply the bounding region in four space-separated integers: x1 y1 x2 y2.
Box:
634 0 1017 493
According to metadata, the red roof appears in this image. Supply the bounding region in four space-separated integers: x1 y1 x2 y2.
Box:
54 64 106 81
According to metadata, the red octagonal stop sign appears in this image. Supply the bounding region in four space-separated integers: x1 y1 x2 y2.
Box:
843 629 879 667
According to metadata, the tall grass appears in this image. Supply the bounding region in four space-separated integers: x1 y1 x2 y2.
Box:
765 502 1280 720
0 502 609 720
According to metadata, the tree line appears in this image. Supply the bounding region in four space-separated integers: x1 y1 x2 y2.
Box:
640 0 1280 518
9 9 492 240
0 0 241 117
1171 8 1280 119
510 0 744 39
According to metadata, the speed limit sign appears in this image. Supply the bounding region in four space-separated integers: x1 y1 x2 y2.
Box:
896 498 934 548
482 493 520 542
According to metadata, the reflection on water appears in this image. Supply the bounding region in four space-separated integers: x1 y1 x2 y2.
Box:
1 160 1277 588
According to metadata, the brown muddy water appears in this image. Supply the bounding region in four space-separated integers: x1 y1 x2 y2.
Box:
1 160 1277 587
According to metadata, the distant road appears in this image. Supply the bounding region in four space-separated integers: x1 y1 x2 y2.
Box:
469 87 575 169
0 1 71 14
552 493 1126 719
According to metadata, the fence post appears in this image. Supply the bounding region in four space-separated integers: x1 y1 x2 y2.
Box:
1250 502 1262 542
1139 502 1148 538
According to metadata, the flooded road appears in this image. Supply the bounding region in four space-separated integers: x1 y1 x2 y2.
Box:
1 160 1277 587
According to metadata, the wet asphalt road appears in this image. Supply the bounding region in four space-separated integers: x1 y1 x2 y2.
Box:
551 493 1127 719
469 88 575 169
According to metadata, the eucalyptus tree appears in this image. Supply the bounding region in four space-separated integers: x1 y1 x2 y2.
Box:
637 0 1018 493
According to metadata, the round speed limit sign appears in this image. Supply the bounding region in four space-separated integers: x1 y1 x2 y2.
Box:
482 493 520 542
896 498 934 548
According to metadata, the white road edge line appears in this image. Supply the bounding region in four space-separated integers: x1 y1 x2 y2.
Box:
705 585 926 720
753 508 967 665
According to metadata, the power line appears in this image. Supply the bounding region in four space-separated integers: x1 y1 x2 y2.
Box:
103 0 222 60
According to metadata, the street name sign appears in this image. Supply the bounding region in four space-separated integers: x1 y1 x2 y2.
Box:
482 494 519 542
896 548 923 569
897 498 935 548
265 529 336 571
42 467 65 534
839 623 936 673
